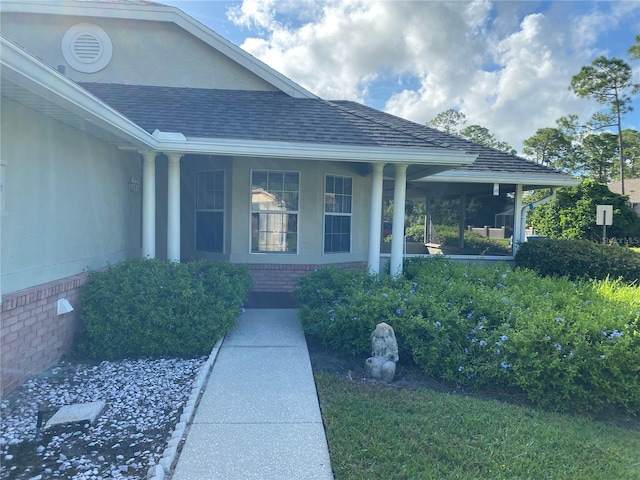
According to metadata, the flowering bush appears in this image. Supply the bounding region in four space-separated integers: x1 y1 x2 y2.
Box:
296 257 640 414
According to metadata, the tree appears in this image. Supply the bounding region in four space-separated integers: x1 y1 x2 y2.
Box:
570 56 639 194
527 179 640 242
622 129 640 178
427 109 466 134
427 110 515 153
459 125 516 154
522 127 572 168
629 34 640 61
581 133 618 182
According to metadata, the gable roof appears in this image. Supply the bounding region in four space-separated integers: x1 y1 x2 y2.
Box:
0 0 316 99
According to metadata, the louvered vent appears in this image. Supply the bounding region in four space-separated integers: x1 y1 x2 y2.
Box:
62 23 113 73
73 33 102 63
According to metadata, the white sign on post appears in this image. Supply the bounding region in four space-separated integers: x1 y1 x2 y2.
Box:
596 205 613 226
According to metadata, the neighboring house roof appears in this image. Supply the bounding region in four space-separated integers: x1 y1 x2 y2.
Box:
608 178 640 204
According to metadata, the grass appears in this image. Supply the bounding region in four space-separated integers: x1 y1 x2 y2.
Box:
315 372 640 480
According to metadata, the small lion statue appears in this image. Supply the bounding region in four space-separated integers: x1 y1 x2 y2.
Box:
365 322 399 383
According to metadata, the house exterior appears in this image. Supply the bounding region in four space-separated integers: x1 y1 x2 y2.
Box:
0 0 577 394
609 178 640 216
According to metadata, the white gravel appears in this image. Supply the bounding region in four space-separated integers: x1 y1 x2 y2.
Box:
0 356 205 479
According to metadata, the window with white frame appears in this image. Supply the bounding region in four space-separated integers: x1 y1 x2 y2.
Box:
324 174 352 253
251 170 299 253
195 170 224 252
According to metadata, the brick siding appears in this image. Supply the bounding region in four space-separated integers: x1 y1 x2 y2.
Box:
248 262 365 292
1 272 90 396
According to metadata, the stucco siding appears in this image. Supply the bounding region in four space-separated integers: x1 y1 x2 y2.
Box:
1 98 142 295
1 13 279 91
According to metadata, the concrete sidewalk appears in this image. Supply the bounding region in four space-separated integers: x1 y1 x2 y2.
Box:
171 309 334 480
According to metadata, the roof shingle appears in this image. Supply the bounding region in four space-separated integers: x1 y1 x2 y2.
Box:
80 82 564 177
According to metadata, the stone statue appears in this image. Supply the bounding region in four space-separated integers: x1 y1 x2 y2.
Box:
365 322 399 383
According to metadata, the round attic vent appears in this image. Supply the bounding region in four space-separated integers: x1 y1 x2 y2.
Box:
62 23 113 73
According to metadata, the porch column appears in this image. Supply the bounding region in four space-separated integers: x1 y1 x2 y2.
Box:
167 153 183 262
368 163 385 274
512 184 524 255
141 151 156 259
459 194 466 249
390 163 408 278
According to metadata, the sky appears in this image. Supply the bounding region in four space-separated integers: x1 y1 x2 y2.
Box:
160 0 640 153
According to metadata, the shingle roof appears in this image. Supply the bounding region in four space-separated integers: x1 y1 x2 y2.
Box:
80 82 563 177
331 101 562 176
80 83 444 149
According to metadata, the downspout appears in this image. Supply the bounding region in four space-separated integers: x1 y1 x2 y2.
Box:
514 188 557 254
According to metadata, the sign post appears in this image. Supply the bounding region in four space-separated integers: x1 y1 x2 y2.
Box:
596 205 613 244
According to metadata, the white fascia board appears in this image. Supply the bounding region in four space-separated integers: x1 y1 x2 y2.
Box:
0 36 155 149
0 1 317 99
416 170 580 188
157 137 478 165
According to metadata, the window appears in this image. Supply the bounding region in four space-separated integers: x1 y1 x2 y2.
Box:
195 170 224 252
324 175 352 253
251 170 299 253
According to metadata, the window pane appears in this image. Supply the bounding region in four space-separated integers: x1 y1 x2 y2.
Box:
268 172 284 191
214 171 225 190
284 172 300 191
324 214 351 253
325 176 334 194
214 191 224 210
252 171 267 190
196 212 223 252
334 176 343 194
344 178 352 195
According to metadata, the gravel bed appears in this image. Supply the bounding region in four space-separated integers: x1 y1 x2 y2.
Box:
0 357 205 480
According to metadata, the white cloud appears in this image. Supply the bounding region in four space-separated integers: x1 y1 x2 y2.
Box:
230 0 640 151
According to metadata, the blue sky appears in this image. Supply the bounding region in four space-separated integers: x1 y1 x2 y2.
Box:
161 0 640 152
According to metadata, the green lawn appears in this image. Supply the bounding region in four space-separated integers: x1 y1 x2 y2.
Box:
315 372 640 480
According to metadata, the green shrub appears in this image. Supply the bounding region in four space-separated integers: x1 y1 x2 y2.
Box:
76 258 251 360
296 257 640 415
515 239 640 283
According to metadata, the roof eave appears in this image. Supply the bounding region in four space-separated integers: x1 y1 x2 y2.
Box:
155 135 479 165
416 170 580 188
1 35 156 150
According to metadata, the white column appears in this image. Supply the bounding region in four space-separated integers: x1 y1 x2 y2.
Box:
367 163 385 274
513 184 523 255
167 153 183 262
459 194 466 249
390 164 408 278
141 151 156 259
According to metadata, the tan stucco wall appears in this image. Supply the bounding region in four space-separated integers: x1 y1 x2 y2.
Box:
179 156 371 265
1 12 279 91
0 97 142 295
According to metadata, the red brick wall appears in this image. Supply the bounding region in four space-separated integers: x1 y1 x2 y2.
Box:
1 272 90 396
248 262 365 292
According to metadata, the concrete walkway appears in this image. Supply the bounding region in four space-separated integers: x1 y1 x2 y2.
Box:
171 309 334 480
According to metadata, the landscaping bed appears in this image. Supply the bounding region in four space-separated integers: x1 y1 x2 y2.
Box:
0 357 204 480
